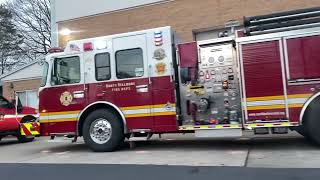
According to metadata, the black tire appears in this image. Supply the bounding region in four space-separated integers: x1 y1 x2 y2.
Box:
83 109 124 152
294 126 312 141
17 116 36 143
17 135 34 143
0 136 3 141
304 100 320 145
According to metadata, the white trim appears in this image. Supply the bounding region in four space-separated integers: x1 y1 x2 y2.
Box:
238 44 248 120
247 100 285 106
279 39 289 118
40 113 78 121
77 101 127 134
300 92 320 124
247 98 308 107
237 26 320 43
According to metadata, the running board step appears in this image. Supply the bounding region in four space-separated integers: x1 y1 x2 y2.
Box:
128 133 153 142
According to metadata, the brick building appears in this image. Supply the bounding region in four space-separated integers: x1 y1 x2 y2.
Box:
4 0 317 108
52 0 320 47
0 62 43 109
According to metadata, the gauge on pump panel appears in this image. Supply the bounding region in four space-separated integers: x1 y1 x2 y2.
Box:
211 70 216 75
208 57 215 63
218 56 225 63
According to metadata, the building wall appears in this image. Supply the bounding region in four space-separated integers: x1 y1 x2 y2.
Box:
2 79 42 100
54 0 167 22
58 0 320 47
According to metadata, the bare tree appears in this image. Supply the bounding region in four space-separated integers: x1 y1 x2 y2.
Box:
0 5 25 75
7 0 51 61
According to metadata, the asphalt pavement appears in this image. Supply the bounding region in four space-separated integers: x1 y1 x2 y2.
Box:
1 132 320 180
1 163 320 180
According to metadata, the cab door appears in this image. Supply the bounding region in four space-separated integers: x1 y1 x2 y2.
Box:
40 54 86 134
112 34 153 130
0 97 17 132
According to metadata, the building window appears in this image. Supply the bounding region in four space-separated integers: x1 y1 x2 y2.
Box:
52 56 80 85
95 53 111 81
17 91 38 109
116 48 144 79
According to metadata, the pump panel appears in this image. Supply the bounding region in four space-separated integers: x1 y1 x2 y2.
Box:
178 42 242 126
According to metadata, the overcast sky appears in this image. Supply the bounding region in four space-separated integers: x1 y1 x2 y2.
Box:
0 0 7 4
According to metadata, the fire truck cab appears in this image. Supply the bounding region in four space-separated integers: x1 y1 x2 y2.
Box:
39 8 320 152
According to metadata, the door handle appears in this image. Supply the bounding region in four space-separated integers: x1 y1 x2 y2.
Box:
136 85 149 93
73 91 84 98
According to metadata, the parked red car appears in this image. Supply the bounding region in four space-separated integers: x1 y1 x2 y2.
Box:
0 96 39 143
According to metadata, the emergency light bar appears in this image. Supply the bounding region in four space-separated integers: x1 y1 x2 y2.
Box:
83 42 93 51
48 47 64 53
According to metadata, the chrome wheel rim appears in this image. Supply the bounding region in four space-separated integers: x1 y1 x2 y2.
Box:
90 118 112 144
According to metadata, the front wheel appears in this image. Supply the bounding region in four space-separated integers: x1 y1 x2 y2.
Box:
83 109 124 152
17 116 37 143
301 96 320 145
17 134 34 143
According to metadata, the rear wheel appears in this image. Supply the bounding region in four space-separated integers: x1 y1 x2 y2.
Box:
83 109 124 152
17 134 34 143
17 116 36 143
304 99 320 145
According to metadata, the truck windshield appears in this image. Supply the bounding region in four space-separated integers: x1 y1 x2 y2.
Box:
40 62 49 87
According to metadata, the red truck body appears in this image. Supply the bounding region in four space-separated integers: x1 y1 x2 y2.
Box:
0 96 39 142
38 8 320 151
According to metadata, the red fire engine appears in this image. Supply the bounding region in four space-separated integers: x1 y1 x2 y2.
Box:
39 8 320 151
0 95 40 142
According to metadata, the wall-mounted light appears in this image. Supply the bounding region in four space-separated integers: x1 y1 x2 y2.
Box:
60 28 72 36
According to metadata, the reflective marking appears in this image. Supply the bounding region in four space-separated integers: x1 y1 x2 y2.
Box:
20 122 40 136
40 104 177 123
246 94 312 111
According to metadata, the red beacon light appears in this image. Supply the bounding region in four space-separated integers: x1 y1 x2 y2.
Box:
48 47 64 54
83 42 93 51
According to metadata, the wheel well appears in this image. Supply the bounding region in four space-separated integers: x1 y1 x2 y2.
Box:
77 103 126 136
21 115 37 123
302 95 320 124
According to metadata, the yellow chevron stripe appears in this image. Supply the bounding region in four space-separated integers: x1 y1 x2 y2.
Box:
288 94 312 99
288 103 304 108
246 93 312 102
247 95 284 102
125 111 176 118
49 118 78 123
40 110 81 116
247 104 285 110
120 104 176 110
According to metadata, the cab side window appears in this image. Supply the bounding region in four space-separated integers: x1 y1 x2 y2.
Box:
0 97 9 108
115 48 144 79
51 56 80 85
95 53 111 81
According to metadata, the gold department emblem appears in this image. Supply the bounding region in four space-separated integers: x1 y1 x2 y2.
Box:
60 91 73 106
